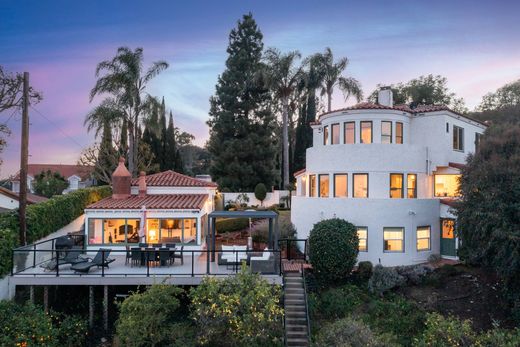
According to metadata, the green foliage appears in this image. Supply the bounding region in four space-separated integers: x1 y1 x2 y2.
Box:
0 300 87 347
190 266 284 346
314 316 394 347
116 285 192 347
478 79 520 111
32 170 69 198
477 327 520 347
216 218 249 233
368 265 405 296
308 218 359 284
413 313 476 347
314 285 368 319
254 183 267 204
357 261 373 280
0 186 111 277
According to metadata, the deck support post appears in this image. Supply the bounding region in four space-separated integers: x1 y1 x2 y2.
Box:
268 219 273 249
43 286 48 313
29 285 34 304
211 218 216 262
103 285 108 332
89 286 94 329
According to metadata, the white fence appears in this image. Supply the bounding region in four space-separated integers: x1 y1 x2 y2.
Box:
222 190 289 208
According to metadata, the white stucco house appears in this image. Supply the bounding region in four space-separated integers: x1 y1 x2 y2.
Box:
292 87 487 266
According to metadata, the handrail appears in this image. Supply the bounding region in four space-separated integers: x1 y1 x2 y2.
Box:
301 262 311 343
12 232 84 250
282 273 287 347
278 238 308 262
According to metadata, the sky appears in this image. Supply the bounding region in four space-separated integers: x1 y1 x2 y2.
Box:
1 0 520 178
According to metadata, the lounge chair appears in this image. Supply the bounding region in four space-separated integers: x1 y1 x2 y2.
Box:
57 247 87 267
70 248 115 274
172 246 184 265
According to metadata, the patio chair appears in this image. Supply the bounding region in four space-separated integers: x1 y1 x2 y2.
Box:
130 247 141 267
172 246 184 265
159 248 171 266
139 243 148 248
70 248 115 274
57 247 87 267
145 247 159 266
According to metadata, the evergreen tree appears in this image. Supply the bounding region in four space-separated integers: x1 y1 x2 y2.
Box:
142 101 163 173
162 111 178 171
97 120 117 183
207 13 277 191
120 117 128 158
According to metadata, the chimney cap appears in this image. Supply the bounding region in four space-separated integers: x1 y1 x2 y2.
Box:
112 157 131 178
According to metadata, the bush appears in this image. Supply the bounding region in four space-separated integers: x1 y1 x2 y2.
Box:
216 217 250 233
428 253 442 264
314 285 369 319
0 186 111 277
395 264 432 285
368 265 405 296
254 183 267 205
413 313 476 347
314 317 394 347
190 266 284 346
357 261 374 280
477 327 520 347
308 218 359 284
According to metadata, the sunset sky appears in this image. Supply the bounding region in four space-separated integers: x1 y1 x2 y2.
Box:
1 0 519 178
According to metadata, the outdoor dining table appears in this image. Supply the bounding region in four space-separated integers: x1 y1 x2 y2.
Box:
138 247 179 266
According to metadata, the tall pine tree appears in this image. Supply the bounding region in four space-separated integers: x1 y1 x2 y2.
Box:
207 13 277 191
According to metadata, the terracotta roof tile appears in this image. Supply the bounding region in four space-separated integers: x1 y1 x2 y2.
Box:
87 194 208 210
12 164 94 181
131 170 217 188
0 187 48 204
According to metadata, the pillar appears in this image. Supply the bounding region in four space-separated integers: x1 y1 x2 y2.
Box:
103 285 108 332
29 285 34 304
89 286 94 329
43 286 49 313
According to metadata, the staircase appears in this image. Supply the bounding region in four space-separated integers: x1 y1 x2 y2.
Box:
284 270 310 346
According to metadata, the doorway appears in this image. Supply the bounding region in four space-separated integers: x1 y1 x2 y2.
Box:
440 219 457 257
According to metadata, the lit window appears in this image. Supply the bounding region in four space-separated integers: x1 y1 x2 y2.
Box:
333 174 347 198
309 175 316 197
331 123 340 145
407 174 417 198
381 121 392 144
323 126 329 145
453 125 464 151
360 121 372 144
353 173 368 198
357 227 368 252
390 174 404 198
88 218 141 245
442 219 455 239
417 226 431 251
434 175 461 197
396 122 403 144
475 133 483 152
344 122 355 144
301 176 307 196
384 227 404 252
319 174 329 198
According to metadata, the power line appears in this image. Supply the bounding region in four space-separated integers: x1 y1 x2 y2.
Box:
30 105 85 149
1 108 19 126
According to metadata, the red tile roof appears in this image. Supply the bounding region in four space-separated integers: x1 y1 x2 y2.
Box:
294 169 306 177
0 187 48 204
87 194 208 210
12 164 94 181
131 170 217 188
448 162 466 170
440 198 458 208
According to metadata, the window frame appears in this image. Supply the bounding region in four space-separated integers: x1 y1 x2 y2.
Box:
344 121 355 144
434 174 461 198
333 173 348 198
383 227 405 253
87 217 141 246
389 173 404 199
396 122 403 144
407 174 417 199
357 226 368 252
331 123 340 145
360 121 373 144
381 121 393 144
352 173 369 198
416 225 431 252
453 125 464 151
309 174 316 197
323 125 329 145
318 174 330 198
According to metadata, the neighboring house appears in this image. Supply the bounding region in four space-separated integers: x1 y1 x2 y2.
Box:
11 164 95 194
0 186 48 212
292 87 487 266
84 158 217 249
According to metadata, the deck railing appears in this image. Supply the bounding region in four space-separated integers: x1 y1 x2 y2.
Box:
278 238 308 261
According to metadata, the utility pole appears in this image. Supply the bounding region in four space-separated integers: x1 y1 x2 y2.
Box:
19 72 29 246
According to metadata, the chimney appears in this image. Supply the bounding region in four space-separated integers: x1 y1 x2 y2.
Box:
138 171 147 197
378 86 393 107
112 157 131 199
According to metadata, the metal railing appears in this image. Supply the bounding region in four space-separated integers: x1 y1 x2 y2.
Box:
278 238 308 261
301 262 311 343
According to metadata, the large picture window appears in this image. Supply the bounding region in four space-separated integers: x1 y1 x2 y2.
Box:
88 218 141 245
389 173 404 198
360 121 372 144
353 173 368 198
434 174 461 197
357 227 368 252
146 218 197 244
453 125 464 151
333 174 347 198
323 125 329 145
396 122 403 144
407 174 417 198
344 122 355 144
384 227 404 252
309 175 316 197
381 121 392 144
417 226 431 251
319 174 329 198
331 123 340 145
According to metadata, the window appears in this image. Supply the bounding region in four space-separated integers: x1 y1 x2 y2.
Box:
453 125 464 151
309 175 316 197
396 122 403 144
389 174 404 198
344 122 355 144
434 175 461 197
407 174 417 198
384 227 404 252
446 122 449 133
360 121 372 144
353 173 368 198
381 121 392 144
319 174 329 198
334 174 348 198
147 218 197 244
475 133 483 151
323 125 329 145
417 226 431 251
357 227 368 252
301 176 307 196
88 218 141 245
331 123 340 144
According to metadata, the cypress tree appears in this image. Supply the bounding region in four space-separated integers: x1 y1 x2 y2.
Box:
207 13 277 191
97 121 117 184
119 117 128 158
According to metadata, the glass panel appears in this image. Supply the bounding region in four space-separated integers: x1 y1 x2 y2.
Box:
126 219 141 244
434 175 461 197
323 126 329 145
331 124 340 144
146 219 160 243
357 227 368 251
88 219 103 245
319 174 329 198
396 122 403 144
334 174 347 198
353 174 368 198
453 125 464 151
360 122 372 144
384 228 404 252
309 175 316 197
103 219 126 244
384 240 403 252
184 219 197 244
381 121 392 144
407 174 417 198
301 177 307 196
442 220 455 239
359 239 367 252
417 227 430 239
417 238 430 250
344 122 355 144
390 174 403 198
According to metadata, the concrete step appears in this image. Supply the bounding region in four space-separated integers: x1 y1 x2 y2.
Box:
285 310 306 317
285 277 303 282
286 324 307 331
287 338 309 346
285 282 303 288
286 317 307 322
285 299 305 305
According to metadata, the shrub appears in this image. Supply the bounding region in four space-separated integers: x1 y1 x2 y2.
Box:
190 266 284 346
314 317 394 347
315 285 369 319
357 261 374 280
428 253 442 264
216 217 250 233
368 265 405 296
395 264 432 285
308 218 358 284
414 313 477 347
254 183 267 205
477 328 520 347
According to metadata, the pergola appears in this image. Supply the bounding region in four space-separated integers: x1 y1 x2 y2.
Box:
207 210 279 262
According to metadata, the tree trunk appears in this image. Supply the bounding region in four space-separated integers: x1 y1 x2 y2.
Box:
133 114 139 176
127 120 135 175
327 90 332 112
282 97 290 189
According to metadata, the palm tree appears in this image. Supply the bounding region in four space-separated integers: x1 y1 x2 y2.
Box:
90 47 168 175
263 48 304 188
84 98 124 137
318 47 363 112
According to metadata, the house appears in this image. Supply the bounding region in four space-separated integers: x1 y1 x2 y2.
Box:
291 87 487 266
0 186 48 212
11 164 95 194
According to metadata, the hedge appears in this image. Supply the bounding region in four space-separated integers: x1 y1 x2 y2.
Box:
215 218 250 233
0 186 111 277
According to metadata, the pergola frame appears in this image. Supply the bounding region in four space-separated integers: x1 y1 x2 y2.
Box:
207 210 279 263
